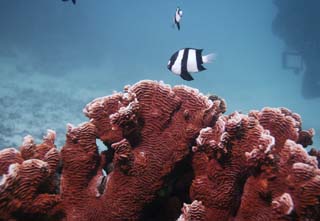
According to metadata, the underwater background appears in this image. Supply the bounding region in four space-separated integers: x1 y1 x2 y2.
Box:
0 0 319 149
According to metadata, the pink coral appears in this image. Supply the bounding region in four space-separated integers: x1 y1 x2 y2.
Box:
190 112 275 220
0 80 319 221
0 148 23 175
0 130 60 221
177 201 206 221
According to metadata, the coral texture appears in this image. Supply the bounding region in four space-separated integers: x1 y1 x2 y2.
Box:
0 80 319 221
0 130 60 220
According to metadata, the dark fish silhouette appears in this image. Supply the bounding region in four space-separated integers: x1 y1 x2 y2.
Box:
62 0 76 4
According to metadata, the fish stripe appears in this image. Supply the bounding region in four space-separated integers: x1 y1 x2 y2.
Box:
168 51 178 71
171 49 184 75
196 49 206 71
181 48 189 75
187 49 199 73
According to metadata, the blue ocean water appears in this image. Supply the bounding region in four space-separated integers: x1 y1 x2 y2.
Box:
0 0 319 149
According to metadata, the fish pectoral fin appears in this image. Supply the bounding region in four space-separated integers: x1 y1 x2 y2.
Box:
181 72 194 81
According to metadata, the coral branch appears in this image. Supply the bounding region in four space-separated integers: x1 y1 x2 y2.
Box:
111 138 135 174
0 148 23 175
177 200 206 221
0 159 60 220
190 112 274 220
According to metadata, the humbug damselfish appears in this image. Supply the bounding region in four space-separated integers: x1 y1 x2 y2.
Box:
174 7 183 30
167 48 216 81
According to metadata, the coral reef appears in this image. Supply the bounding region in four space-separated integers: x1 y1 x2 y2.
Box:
0 80 319 221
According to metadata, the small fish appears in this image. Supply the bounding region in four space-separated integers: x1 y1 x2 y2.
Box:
167 48 216 81
62 0 76 4
173 7 183 30
101 168 107 177
96 169 107 197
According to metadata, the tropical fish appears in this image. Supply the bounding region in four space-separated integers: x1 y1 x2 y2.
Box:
173 7 183 30
167 48 216 81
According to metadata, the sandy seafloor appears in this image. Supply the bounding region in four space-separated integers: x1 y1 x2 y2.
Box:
0 0 319 150
0 57 113 149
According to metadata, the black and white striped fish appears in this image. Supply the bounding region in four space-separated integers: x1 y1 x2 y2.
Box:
167 48 216 81
173 7 183 30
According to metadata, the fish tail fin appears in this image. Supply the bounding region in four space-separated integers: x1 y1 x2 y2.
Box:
202 53 216 64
